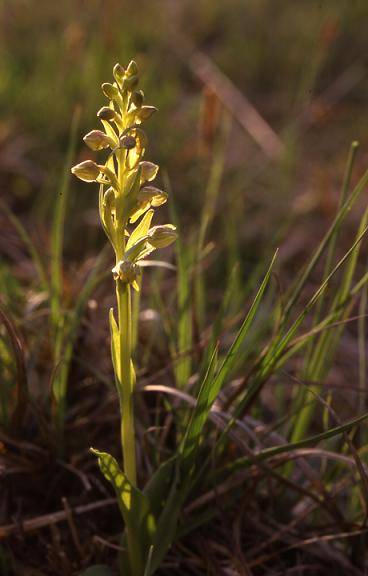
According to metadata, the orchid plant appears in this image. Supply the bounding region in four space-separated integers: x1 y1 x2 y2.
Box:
72 61 177 575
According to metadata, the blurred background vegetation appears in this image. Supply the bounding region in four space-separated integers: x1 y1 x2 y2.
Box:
1 0 367 355
1 0 367 244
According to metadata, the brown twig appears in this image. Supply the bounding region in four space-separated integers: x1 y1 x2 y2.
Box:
171 33 285 161
61 497 84 560
0 498 116 540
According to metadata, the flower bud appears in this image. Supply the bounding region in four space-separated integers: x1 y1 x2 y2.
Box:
113 63 125 83
137 106 157 121
102 82 119 100
112 260 140 283
140 161 159 183
148 225 177 248
97 106 118 121
123 75 138 91
131 90 144 108
83 130 113 151
120 135 136 150
71 160 100 182
126 60 138 77
138 186 167 207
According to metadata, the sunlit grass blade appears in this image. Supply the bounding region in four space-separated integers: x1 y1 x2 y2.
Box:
50 106 80 330
281 165 368 323
194 115 230 331
181 345 218 469
236 223 368 416
52 248 108 442
0 199 49 292
148 468 188 576
358 278 367 439
292 206 368 442
213 250 278 392
304 141 359 364
190 251 277 460
166 174 193 389
0 302 27 431
198 262 239 381
221 410 368 476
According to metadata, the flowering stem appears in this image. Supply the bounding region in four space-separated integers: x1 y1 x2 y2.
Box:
71 61 177 574
116 277 137 487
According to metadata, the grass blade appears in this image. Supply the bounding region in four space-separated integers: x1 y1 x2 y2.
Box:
50 106 80 330
282 166 368 323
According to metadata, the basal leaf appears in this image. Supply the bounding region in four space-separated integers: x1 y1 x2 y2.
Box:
144 456 177 520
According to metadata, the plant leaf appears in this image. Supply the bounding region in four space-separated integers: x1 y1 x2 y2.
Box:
127 209 154 251
90 448 151 530
144 457 177 520
180 346 218 468
149 466 187 575
91 449 154 575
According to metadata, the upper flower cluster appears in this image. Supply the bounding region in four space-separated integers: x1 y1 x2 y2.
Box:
71 61 176 289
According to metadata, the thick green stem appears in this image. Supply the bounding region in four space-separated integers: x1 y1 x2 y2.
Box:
116 280 137 487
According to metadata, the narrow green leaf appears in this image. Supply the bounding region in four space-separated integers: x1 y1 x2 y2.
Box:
165 173 193 389
51 107 81 330
195 115 230 330
181 346 218 467
259 222 368 382
291 207 368 442
222 410 368 476
303 141 359 373
214 250 277 391
199 262 239 381
149 468 187 575
282 166 368 323
52 249 108 441
0 199 49 292
144 457 177 520
143 547 153 576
